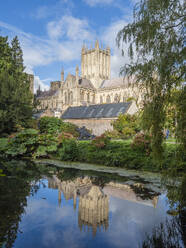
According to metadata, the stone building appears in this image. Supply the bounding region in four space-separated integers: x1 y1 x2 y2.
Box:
36 41 142 134
61 102 137 135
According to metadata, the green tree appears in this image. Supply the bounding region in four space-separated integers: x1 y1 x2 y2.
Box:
11 36 25 73
0 36 33 135
0 36 12 72
117 0 185 159
112 113 140 138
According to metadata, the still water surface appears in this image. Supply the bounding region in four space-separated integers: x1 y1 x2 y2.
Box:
0 161 185 248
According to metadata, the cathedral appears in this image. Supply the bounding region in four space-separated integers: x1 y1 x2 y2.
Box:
35 41 141 135
36 40 141 112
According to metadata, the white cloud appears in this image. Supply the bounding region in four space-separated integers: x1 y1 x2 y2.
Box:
47 15 93 41
83 0 114 7
0 15 95 91
24 66 50 93
34 76 50 93
0 11 134 89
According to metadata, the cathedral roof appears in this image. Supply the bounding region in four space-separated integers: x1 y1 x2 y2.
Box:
61 102 131 119
78 78 95 89
99 77 133 89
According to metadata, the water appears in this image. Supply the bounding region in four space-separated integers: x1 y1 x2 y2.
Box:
0 160 185 248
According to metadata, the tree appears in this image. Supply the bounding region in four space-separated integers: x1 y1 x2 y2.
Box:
117 0 185 159
0 35 33 135
11 36 25 76
0 36 12 72
112 113 140 138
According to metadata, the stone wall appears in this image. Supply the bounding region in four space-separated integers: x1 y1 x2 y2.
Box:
63 118 116 136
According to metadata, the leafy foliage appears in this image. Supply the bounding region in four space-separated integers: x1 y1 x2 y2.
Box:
117 0 185 159
132 133 152 154
61 122 79 137
0 36 33 135
39 117 63 134
112 113 140 138
91 134 110 149
39 116 79 137
104 130 121 139
58 138 78 161
0 129 58 159
176 86 186 156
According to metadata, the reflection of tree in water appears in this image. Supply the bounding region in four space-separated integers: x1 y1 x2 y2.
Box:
0 176 29 248
141 174 186 248
141 213 185 248
0 160 51 248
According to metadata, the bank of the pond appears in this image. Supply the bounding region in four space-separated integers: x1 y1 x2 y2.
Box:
35 159 162 182
54 140 183 172
1 132 184 173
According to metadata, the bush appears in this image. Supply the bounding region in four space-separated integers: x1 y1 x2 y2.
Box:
104 130 121 139
58 138 78 161
34 134 58 158
2 129 39 158
61 122 79 137
39 117 63 134
91 134 110 149
0 128 58 159
112 113 140 138
131 133 152 154
39 117 79 138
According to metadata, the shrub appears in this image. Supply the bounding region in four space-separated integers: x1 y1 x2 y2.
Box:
0 128 58 159
131 133 152 154
39 117 63 134
121 127 135 138
57 132 74 144
34 134 58 158
112 113 140 138
104 130 121 139
61 122 79 137
2 129 39 157
58 138 78 161
91 134 110 149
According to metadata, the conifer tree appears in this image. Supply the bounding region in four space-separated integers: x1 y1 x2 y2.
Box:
0 35 33 135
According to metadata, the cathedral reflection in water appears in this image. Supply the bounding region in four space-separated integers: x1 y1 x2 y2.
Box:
48 175 158 236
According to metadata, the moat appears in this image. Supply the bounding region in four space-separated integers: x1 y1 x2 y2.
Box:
0 161 185 248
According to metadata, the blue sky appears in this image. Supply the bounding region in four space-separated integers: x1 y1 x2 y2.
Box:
0 0 136 92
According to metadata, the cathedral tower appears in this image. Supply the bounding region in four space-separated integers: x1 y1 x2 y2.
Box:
81 41 111 88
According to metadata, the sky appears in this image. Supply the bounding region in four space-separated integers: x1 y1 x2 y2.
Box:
0 0 137 92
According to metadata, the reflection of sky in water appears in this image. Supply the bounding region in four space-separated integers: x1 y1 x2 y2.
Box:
14 179 169 248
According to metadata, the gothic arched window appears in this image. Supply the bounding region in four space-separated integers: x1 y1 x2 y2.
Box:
92 94 95 103
70 91 73 104
87 93 90 103
80 91 84 101
114 94 120 103
65 92 67 104
106 95 111 103
68 92 70 104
